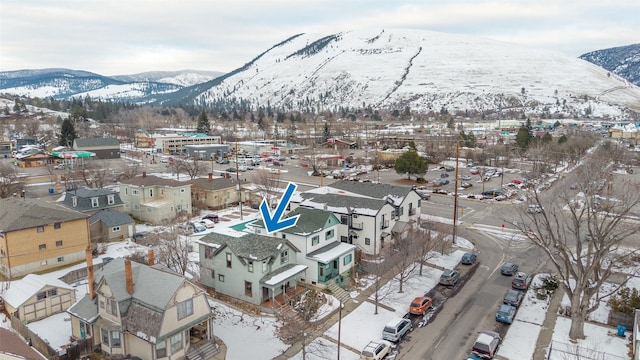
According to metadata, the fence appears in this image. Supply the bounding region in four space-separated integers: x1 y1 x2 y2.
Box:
9 314 95 360
546 340 628 360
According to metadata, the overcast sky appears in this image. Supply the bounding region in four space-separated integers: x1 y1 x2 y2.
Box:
1 0 638 76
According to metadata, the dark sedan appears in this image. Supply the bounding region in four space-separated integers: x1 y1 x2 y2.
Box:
501 262 519 276
461 252 477 265
503 289 524 308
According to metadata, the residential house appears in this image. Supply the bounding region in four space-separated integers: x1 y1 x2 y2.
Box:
73 137 121 159
189 175 251 211
198 231 306 307
89 210 136 243
3 274 76 322
67 255 216 359
0 136 13 158
61 188 126 215
119 173 192 224
0 197 90 278
290 180 422 256
248 207 356 288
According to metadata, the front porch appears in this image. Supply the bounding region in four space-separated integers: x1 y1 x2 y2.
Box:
261 285 306 308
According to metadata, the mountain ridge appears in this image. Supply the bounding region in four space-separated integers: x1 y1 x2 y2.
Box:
579 44 640 88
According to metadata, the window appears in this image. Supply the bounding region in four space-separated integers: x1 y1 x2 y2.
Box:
365 238 371 246
102 329 109 345
343 254 352 266
111 331 121 347
245 281 253 297
107 195 115 205
312 236 319 246
280 250 289 264
39 244 46 250
204 247 214 259
156 341 167 358
72 197 78 207
281 234 286 239
218 274 225 282
56 240 63 247
54 222 61 229
210 269 215 278
91 197 99 208
226 253 232 268
112 226 121 232
149 188 153 197
262 261 268 272
132 189 139 195
180 188 186 193
124 187 128 195
99 300 105 309
107 298 117 316
340 215 348 225
177 299 193 320
37 226 44 233
325 229 334 240
57 256 64 262
48 289 57 296
171 332 184 353
248 261 254 273
37 291 47 300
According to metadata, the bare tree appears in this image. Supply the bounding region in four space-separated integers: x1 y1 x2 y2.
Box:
417 228 443 276
154 225 194 277
392 228 420 293
514 145 640 340
174 157 203 180
251 169 281 206
78 160 109 188
0 164 25 198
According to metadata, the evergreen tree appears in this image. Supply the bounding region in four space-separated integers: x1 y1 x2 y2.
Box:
196 110 211 133
59 117 77 147
515 125 532 149
323 122 331 141
394 150 428 180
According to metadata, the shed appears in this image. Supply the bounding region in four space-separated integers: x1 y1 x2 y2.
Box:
2 274 76 322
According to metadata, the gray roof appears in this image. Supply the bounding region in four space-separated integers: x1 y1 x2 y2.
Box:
120 174 192 188
0 197 88 232
74 137 120 148
200 232 299 264
67 294 99 323
252 207 337 235
297 193 387 215
188 177 246 190
328 180 411 200
89 209 134 227
62 188 124 212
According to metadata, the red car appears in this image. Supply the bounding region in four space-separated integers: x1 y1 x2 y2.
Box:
409 296 433 315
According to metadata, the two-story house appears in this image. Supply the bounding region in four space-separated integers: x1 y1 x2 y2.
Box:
0 197 90 278
189 175 250 211
119 173 192 224
248 207 356 288
290 180 423 256
60 188 134 243
67 255 216 359
197 231 306 307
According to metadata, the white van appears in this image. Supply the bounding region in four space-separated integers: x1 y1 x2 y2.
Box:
381 317 412 342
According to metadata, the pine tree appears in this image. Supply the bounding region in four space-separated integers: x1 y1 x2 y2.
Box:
59 117 77 147
196 110 211 134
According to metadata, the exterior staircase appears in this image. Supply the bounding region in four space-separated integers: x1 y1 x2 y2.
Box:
327 280 351 304
186 339 219 360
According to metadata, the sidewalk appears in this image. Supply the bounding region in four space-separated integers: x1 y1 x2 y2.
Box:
533 286 564 360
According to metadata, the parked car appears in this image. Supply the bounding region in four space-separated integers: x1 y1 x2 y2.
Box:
461 252 477 265
495 304 517 324
471 330 501 358
503 289 524 308
501 262 519 276
512 272 532 290
440 173 449 178
199 219 216 229
527 204 543 213
360 339 392 360
460 175 472 181
417 191 431 200
382 317 412 343
132 232 147 241
202 214 220 223
189 221 207 233
439 269 460 286
225 167 237 173
217 158 230 164
409 296 433 315
470 168 479 175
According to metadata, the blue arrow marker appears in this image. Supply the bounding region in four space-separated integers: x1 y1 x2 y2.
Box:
260 182 300 234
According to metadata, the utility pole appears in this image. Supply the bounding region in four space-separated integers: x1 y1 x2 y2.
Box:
452 141 460 246
235 138 243 220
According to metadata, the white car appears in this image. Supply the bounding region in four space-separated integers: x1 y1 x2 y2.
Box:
199 219 215 229
360 339 392 360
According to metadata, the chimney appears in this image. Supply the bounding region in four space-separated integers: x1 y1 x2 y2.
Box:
148 249 155 266
208 172 213 181
124 257 134 295
142 171 147 178
86 248 95 299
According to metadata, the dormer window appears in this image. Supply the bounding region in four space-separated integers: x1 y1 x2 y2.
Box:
91 197 99 208
107 194 115 205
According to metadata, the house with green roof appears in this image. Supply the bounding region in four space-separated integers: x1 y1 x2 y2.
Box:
248 207 355 288
197 231 305 307
67 256 216 359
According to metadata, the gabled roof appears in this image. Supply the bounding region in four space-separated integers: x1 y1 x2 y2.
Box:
0 197 88 232
74 137 120 148
0 328 46 360
89 209 134 227
67 294 99 323
61 188 124 212
297 192 388 216
3 274 74 308
199 232 300 263
327 180 413 205
119 174 192 188
188 177 246 190
251 207 338 236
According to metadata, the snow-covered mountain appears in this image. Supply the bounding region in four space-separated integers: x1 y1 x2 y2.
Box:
0 68 220 103
580 44 640 88
157 29 640 119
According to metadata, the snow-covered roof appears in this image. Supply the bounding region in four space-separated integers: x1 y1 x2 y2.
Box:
307 242 355 264
3 274 74 308
262 264 307 286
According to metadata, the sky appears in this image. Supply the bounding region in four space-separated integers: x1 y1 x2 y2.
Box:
1 0 638 76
